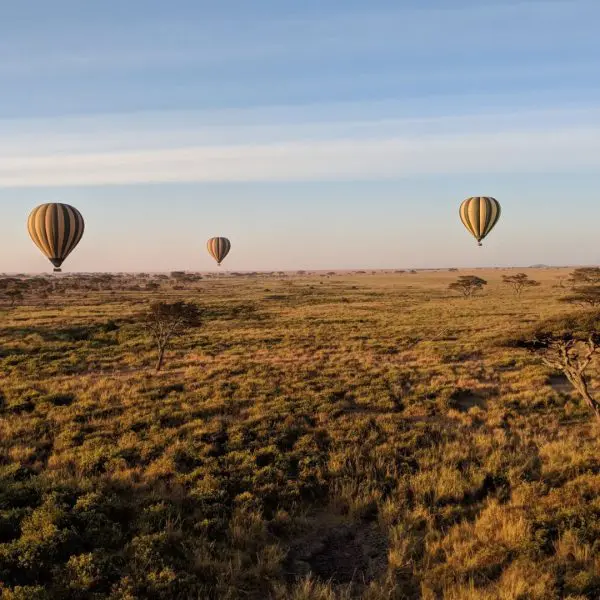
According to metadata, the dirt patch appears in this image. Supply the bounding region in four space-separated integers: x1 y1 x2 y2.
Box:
548 374 574 395
449 389 487 412
287 519 388 587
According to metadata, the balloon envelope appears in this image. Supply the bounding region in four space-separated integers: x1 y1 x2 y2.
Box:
459 197 501 246
28 203 85 272
207 237 231 266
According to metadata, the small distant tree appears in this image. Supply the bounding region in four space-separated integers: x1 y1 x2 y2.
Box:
502 273 541 295
5 289 24 307
449 275 487 298
509 310 600 423
561 285 600 307
568 267 600 287
143 301 202 372
555 276 567 289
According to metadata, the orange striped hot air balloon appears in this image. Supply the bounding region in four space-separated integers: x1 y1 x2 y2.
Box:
28 203 85 272
459 197 501 246
207 237 231 266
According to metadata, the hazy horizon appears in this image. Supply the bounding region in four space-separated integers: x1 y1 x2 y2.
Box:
0 264 582 277
2 1 600 272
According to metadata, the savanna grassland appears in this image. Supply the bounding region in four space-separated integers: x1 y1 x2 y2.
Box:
0 268 599 600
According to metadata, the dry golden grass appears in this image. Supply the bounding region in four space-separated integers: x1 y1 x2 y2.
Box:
0 267 598 599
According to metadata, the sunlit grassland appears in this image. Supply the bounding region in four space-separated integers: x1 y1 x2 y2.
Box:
0 268 598 599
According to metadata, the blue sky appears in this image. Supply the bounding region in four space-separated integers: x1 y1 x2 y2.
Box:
1 0 600 271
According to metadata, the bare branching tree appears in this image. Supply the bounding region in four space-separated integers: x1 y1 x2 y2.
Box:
143 301 202 372
448 275 487 298
5 290 24 307
555 276 567 289
511 310 600 423
502 273 541 295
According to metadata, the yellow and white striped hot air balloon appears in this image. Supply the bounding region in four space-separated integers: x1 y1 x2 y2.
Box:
207 237 231 266
28 203 85 272
459 197 501 246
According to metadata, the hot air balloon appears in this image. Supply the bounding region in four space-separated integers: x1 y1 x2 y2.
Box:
207 237 231 266
459 197 501 246
27 203 85 272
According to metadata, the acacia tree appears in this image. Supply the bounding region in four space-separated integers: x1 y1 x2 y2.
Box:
143 301 202 372
449 275 487 298
561 267 600 307
561 286 600 307
5 289 24 307
511 310 600 423
568 267 600 287
502 273 541 295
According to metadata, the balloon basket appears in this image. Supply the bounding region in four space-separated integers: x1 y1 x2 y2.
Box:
53 268 62 273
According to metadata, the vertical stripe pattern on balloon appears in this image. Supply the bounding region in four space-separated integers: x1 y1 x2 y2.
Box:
207 237 231 265
459 197 501 245
27 203 85 269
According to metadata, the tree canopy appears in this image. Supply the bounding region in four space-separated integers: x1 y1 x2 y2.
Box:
507 310 600 422
448 275 487 297
561 285 600 307
509 310 600 348
568 267 600 287
502 273 541 295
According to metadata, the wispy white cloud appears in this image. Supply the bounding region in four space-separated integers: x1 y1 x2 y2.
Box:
1 124 600 187
1 103 599 151
1 103 599 187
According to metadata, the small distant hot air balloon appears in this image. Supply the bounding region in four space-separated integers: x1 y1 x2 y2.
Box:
27 203 85 272
459 197 501 246
207 237 231 266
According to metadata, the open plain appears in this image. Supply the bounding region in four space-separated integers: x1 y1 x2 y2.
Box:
0 268 599 599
